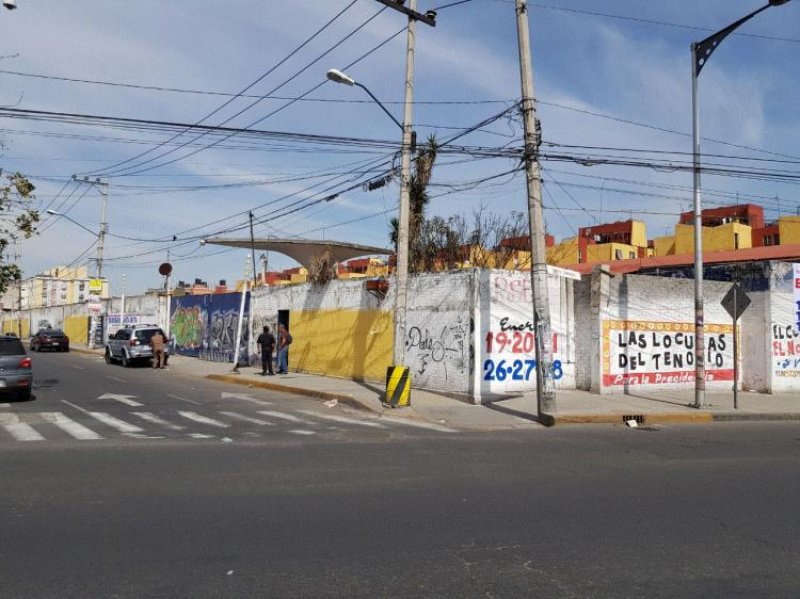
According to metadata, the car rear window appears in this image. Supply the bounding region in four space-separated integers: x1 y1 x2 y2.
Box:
135 329 164 343
0 338 26 355
40 330 65 337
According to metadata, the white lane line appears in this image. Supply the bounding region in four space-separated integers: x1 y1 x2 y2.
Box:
88 412 144 434
41 412 103 440
167 394 201 406
288 429 316 436
106 396 143 407
218 411 274 426
107 376 126 383
188 433 215 439
297 410 386 429
0 403 10 408
132 412 185 431
177 411 230 428
375 416 456 433
257 410 308 424
227 396 273 407
72 365 85 370
0 414 45 441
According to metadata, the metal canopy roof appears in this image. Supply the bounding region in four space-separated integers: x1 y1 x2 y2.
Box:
202 238 393 270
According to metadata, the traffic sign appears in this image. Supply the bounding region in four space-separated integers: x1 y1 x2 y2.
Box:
721 283 751 322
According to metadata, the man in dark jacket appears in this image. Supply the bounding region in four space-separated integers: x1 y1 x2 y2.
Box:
256 325 276 375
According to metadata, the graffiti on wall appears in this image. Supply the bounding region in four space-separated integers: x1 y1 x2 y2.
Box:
171 305 205 353
603 320 734 386
170 293 249 362
772 323 800 378
405 316 471 385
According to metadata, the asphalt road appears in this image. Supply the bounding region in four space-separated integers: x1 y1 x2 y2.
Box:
1 351 799 598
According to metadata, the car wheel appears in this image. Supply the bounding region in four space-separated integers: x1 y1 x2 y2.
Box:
104 349 113 364
17 388 31 401
121 352 130 368
64 346 70 353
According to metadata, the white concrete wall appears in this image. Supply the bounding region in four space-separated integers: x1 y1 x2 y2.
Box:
596 273 737 393
473 269 577 402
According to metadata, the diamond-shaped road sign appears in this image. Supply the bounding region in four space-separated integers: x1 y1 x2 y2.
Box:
721 283 751 322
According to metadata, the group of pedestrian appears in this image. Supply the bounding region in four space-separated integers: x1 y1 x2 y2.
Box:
256 324 291 375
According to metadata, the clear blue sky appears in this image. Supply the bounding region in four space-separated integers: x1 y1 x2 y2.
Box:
2 0 798 294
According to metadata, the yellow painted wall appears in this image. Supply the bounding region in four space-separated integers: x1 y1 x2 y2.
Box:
1 319 30 338
778 216 800 244
289 309 393 382
652 236 676 256
630 221 648 247
547 237 579 265
586 243 638 263
674 223 696 255
64 315 89 345
705 222 752 252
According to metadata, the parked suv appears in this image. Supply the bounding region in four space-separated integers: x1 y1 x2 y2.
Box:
105 325 169 367
0 335 33 400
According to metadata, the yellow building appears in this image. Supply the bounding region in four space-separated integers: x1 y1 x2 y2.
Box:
19 266 109 309
778 216 800 244
668 222 753 256
547 237 579 266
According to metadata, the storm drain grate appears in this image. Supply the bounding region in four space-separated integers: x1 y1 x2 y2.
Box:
622 414 646 425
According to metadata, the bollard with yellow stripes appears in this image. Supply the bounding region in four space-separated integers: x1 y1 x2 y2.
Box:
385 366 411 408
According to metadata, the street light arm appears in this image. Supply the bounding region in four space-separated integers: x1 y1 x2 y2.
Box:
353 82 404 131
694 2 773 75
45 210 100 238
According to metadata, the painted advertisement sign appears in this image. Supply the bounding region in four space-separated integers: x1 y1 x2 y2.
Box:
482 272 564 393
104 313 156 336
794 264 800 330
170 293 249 362
603 320 734 387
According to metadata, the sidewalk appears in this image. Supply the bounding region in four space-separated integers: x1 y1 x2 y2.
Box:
73 346 800 431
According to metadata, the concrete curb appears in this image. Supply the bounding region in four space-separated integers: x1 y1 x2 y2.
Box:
543 411 800 426
206 374 381 414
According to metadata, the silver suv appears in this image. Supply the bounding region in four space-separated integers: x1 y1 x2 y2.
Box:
105 325 169 367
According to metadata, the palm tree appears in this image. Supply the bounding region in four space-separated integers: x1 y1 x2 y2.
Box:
390 135 437 272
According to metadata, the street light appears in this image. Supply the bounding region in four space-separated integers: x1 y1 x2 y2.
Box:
327 67 414 370
690 0 792 408
45 209 100 240
46 209 105 348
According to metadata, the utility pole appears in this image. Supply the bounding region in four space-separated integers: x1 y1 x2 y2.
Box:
14 238 22 338
515 0 556 413
249 212 258 287
377 0 436 367
72 176 109 348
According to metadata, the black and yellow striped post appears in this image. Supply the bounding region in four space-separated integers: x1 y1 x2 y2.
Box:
385 366 411 408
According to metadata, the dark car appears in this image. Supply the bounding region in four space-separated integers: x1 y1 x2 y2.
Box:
0 335 33 401
30 328 70 352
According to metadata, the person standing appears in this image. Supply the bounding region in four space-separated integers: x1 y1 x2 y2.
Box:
256 325 276 376
151 329 166 369
277 323 292 374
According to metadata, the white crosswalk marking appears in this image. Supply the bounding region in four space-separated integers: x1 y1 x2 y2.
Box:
218 411 274 426
297 410 386 429
178 411 230 428
41 412 103 440
0 403 10 408
132 412 185 431
0 414 44 441
88 412 144 434
257 410 308 424
375 416 456 433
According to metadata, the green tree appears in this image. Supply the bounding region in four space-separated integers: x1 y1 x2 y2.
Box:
0 171 39 295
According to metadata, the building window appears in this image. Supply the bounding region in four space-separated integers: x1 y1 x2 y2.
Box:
614 249 623 260
734 232 740 249
629 251 636 259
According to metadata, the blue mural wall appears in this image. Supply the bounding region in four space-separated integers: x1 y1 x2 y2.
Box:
169 292 250 363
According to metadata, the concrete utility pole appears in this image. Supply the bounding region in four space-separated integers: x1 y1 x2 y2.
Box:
96 180 108 279
515 0 556 413
376 0 435 367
